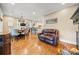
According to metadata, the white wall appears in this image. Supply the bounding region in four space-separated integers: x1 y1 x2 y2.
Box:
44 5 78 45
0 8 3 34
0 21 3 34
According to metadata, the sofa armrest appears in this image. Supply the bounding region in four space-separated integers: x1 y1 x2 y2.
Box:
38 33 43 35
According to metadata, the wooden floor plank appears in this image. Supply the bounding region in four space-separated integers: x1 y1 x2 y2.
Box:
11 34 78 55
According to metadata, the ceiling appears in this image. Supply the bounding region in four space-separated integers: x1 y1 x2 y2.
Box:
0 3 78 20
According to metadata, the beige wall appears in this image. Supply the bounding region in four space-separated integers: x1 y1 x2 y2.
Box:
3 16 9 34
44 5 78 45
3 16 18 34
0 8 3 34
0 21 3 34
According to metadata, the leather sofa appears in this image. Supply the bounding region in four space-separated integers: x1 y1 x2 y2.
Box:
38 29 59 46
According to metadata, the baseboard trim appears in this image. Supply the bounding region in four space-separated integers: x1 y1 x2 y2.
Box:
60 39 76 45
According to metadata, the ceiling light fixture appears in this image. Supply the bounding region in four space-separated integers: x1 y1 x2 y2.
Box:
62 3 65 5
33 11 36 15
10 3 15 5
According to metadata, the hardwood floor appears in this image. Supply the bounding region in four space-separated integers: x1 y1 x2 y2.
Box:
11 33 78 55
11 33 59 55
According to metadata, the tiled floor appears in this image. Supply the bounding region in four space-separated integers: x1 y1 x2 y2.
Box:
11 33 78 55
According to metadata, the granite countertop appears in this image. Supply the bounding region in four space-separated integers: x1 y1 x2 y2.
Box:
0 32 10 35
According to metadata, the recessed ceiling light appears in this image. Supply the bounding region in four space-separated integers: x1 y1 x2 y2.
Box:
33 11 36 15
10 3 15 5
62 3 65 5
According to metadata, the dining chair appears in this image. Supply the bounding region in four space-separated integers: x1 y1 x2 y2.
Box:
10 29 19 41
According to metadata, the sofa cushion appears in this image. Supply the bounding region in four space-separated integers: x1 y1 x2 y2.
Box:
38 29 59 46
40 34 55 40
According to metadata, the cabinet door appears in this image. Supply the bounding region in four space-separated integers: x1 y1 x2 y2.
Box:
3 34 11 43
0 35 3 55
3 34 11 55
3 43 11 55
0 46 3 55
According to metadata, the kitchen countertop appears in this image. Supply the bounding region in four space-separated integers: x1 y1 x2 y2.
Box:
0 32 10 35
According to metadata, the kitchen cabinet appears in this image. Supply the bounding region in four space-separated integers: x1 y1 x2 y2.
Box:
0 34 11 55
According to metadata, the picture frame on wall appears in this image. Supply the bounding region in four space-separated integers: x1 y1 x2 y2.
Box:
46 18 58 24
